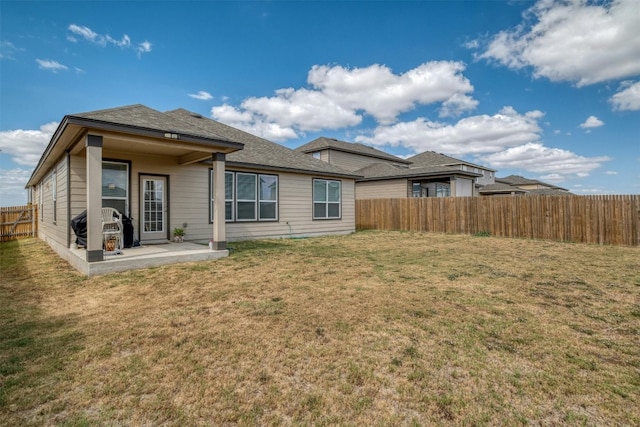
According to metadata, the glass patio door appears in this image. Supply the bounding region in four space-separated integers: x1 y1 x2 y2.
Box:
140 175 167 242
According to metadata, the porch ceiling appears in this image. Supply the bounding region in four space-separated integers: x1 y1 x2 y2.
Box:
27 113 244 187
68 128 228 165
98 131 220 164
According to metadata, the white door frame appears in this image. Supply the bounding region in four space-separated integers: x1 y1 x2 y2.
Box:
139 174 169 243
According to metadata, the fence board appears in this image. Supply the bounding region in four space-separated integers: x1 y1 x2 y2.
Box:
1 205 38 241
356 195 640 247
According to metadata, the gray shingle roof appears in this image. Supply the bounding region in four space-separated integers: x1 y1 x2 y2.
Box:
478 183 527 194
354 162 481 181
165 109 359 177
407 151 496 171
526 188 573 196
479 183 573 195
497 175 568 191
71 104 233 142
296 137 411 164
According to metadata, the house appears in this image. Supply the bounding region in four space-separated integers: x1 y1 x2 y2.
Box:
479 175 571 196
296 136 412 171
297 137 495 198
26 105 359 275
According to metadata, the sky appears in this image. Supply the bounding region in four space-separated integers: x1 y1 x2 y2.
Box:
1 0 639 206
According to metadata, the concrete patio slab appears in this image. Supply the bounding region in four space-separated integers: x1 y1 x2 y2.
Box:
65 242 228 276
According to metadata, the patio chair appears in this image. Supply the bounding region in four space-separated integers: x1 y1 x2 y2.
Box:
101 207 123 255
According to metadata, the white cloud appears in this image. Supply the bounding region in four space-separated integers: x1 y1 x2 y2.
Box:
307 62 477 124
68 24 98 42
475 0 640 86
210 62 477 138
355 106 543 155
478 142 610 177
137 41 152 55
106 34 131 48
439 94 479 118
0 168 32 206
241 88 362 131
211 104 297 142
67 24 152 56
610 80 640 111
36 59 68 72
605 170 618 175
189 91 213 100
579 115 604 129
538 173 565 182
0 122 58 167
0 41 24 60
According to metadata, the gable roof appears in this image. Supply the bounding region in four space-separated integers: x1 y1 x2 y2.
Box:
407 151 496 171
354 162 481 181
497 175 568 191
165 109 359 178
479 182 573 195
27 104 246 187
478 183 528 195
71 104 235 143
28 105 359 188
296 137 411 164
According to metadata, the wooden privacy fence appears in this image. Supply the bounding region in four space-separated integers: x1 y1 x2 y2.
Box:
356 195 640 247
1 205 38 242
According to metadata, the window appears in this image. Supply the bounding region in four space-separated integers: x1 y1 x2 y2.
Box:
313 179 341 219
412 182 421 198
259 174 278 220
312 151 321 159
102 161 129 215
211 170 278 222
435 183 450 197
237 173 257 221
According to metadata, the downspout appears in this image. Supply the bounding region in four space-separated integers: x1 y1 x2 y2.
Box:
66 150 71 248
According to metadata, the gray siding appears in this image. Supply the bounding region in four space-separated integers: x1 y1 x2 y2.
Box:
69 149 356 243
454 177 473 197
356 179 409 199
38 156 69 248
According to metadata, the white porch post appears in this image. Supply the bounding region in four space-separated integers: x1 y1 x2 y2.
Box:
212 153 226 250
86 135 103 262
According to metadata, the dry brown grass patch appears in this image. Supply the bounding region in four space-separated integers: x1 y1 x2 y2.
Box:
1 231 639 426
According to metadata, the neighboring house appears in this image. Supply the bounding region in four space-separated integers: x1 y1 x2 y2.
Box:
296 136 412 172
297 137 494 199
26 105 359 274
480 175 571 196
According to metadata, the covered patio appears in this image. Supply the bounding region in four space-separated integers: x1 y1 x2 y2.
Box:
67 241 228 276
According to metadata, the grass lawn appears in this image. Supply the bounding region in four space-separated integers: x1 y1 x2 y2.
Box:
1 231 639 426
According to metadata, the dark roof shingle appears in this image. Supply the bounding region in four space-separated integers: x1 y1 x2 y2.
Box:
407 151 496 171
165 109 359 177
354 162 481 181
296 137 410 164
72 104 232 142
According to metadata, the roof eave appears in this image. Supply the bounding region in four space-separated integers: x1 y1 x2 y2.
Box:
65 116 244 151
226 161 362 179
26 115 246 189
299 144 411 165
357 170 481 182
26 117 72 187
